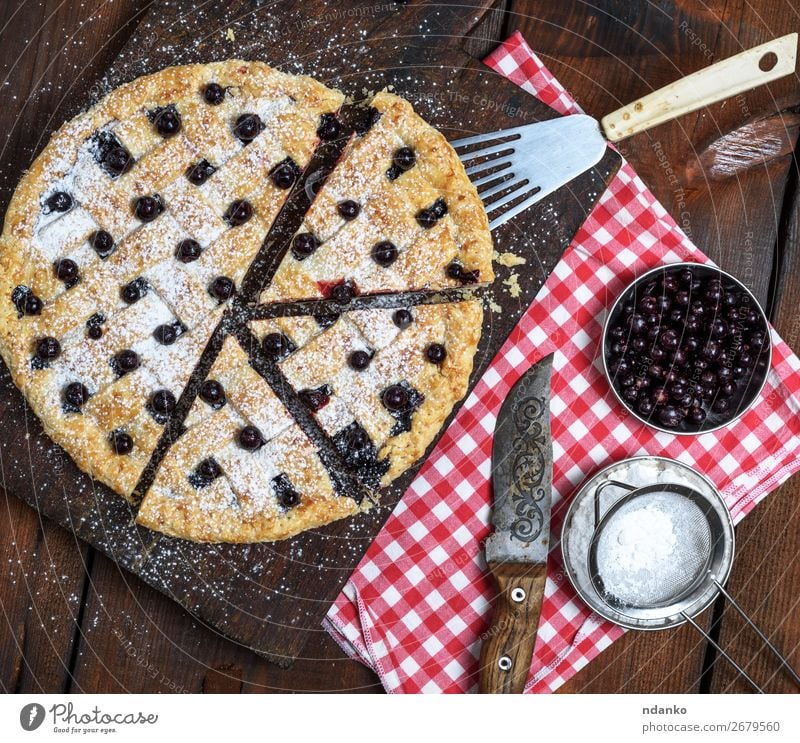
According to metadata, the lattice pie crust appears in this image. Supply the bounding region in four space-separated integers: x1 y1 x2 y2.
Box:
0 61 493 542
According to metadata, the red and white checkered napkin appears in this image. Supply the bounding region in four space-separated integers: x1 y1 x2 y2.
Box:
323 32 800 693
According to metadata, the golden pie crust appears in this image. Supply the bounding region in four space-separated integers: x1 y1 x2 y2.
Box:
0 60 492 542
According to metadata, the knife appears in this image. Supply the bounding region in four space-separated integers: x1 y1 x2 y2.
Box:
479 354 554 694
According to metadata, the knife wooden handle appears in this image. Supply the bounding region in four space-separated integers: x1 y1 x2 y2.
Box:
478 561 547 694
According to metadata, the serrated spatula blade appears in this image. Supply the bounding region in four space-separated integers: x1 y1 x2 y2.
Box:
485 354 553 565
452 116 608 230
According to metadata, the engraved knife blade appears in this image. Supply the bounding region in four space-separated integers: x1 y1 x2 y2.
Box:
485 354 553 565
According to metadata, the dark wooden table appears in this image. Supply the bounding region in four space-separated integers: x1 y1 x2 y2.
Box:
1 0 799 694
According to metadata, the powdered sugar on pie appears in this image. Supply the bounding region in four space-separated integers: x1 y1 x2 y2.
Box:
0 60 492 543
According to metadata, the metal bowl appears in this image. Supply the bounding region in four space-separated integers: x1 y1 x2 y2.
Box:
601 262 772 435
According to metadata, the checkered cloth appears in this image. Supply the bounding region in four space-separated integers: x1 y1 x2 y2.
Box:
323 32 800 693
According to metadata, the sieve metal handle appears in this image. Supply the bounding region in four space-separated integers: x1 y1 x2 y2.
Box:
713 580 800 687
593 479 637 528
680 612 765 693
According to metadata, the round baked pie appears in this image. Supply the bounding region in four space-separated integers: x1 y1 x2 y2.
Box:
0 61 493 542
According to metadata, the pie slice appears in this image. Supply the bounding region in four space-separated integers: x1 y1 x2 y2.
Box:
261 91 493 303
136 335 362 543
0 61 493 542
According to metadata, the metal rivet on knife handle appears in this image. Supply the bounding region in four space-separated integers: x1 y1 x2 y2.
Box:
498 656 512 672
511 587 526 603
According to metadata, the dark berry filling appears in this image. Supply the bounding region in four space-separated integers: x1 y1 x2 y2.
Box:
176 238 202 263
109 430 133 455
269 157 300 189
12 286 42 316
149 389 177 421
209 276 235 301
234 113 264 143
45 191 73 213
431 198 448 219
189 457 222 488
121 277 148 304
113 349 140 375
299 385 331 412
382 381 424 434
332 422 389 490
337 199 360 221
352 106 381 136
63 382 89 411
106 146 134 177
317 113 341 141
348 349 372 371
262 332 296 361
186 159 217 186
224 199 253 226
385 165 402 182
319 280 358 305
271 473 301 509
291 232 318 260
446 260 479 285
86 313 105 340
134 195 164 222
54 258 79 286
199 379 226 408
392 308 413 329
203 82 225 105
91 230 115 258
238 425 264 451
371 240 398 267
382 383 408 412
36 336 61 362
393 147 416 171
425 343 446 364
417 198 448 229
92 131 133 177
315 312 339 329
151 105 182 137
153 322 182 346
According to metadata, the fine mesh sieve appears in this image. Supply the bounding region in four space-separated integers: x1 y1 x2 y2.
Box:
586 479 800 694
590 489 714 608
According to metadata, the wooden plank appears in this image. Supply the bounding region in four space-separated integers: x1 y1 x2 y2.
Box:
508 0 800 693
0 0 152 694
68 551 381 692
706 157 800 693
0 0 619 682
462 0 513 60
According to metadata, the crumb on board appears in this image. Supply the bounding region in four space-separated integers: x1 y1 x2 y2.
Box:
487 298 502 314
225 28 235 42
503 273 521 298
493 250 526 268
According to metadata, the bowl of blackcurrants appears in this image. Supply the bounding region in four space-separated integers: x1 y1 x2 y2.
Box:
602 262 772 434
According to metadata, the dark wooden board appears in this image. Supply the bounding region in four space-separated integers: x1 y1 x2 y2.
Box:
0 0 620 667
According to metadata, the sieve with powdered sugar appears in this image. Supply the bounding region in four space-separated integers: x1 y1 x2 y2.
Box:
561 456 799 693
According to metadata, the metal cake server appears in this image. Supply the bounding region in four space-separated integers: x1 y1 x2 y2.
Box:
479 353 553 694
452 34 797 229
